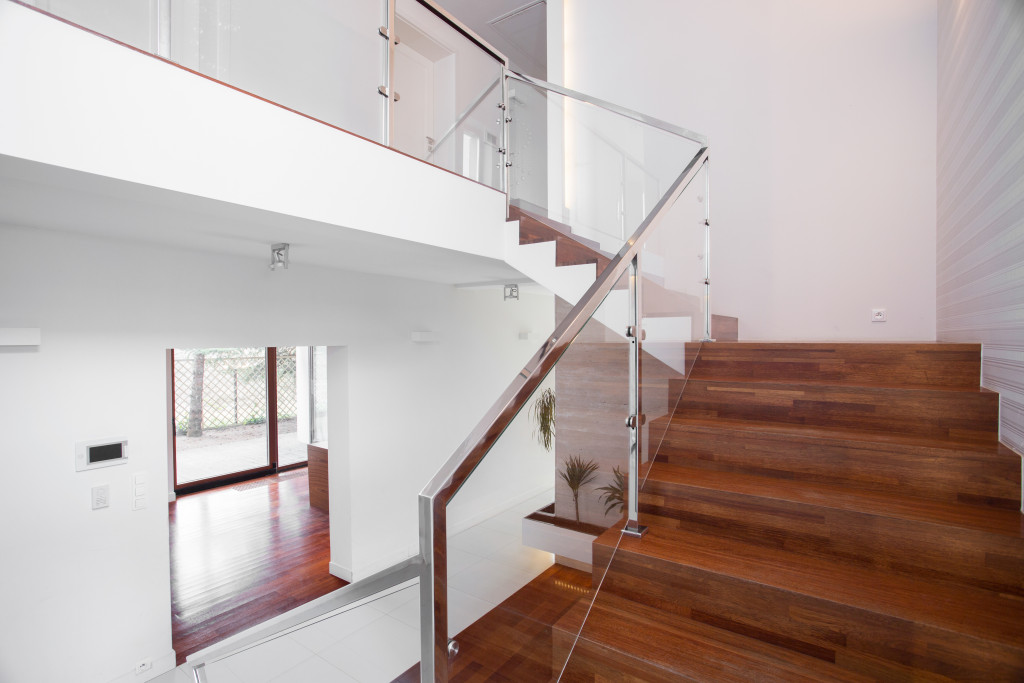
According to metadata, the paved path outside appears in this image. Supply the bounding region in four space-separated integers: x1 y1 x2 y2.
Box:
177 422 308 484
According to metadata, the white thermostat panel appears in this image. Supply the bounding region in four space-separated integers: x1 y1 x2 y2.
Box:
76 438 128 471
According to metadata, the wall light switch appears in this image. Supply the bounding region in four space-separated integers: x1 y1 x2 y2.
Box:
871 308 887 322
91 484 110 510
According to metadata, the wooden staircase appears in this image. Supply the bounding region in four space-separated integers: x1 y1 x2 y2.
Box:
555 342 1024 681
510 204 613 272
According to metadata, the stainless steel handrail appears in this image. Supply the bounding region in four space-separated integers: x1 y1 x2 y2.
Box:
187 556 421 682
507 71 708 146
418 142 709 681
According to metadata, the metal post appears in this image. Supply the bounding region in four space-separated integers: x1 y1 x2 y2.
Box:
419 495 449 682
153 0 171 59
501 67 511 208
379 0 396 147
418 494 436 682
624 255 648 538
702 158 713 342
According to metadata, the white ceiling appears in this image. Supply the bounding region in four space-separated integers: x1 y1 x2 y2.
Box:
0 154 528 286
432 0 547 78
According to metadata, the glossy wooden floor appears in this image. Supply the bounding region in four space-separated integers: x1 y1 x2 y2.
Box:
170 469 346 665
396 564 595 682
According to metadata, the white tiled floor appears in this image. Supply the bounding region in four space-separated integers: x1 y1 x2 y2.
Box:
155 490 554 683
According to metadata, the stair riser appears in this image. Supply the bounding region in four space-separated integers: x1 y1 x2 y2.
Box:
638 485 1024 596
672 380 999 444
686 343 982 388
515 210 611 271
654 425 1021 508
594 547 1024 681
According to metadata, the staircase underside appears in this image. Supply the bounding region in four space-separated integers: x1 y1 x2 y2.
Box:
407 341 1023 682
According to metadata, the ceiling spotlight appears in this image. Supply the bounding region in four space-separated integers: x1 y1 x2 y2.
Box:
269 243 289 271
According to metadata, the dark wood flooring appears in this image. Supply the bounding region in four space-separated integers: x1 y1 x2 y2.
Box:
395 564 595 682
169 469 346 665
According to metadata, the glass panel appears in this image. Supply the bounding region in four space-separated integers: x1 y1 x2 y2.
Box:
276 346 306 467
174 347 269 485
424 78 504 190
441 269 630 679
392 0 504 188
29 0 153 51
639 159 708 481
560 159 709 679
169 0 384 141
509 81 703 255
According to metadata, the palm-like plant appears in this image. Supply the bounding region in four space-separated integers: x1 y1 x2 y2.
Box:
596 466 627 516
559 455 600 523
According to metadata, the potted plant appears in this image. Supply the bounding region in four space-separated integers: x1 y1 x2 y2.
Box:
558 454 599 523
597 466 627 516
531 387 556 451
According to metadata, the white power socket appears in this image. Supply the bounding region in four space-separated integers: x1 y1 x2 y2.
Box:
134 658 152 675
91 484 109 510
871 308 887 322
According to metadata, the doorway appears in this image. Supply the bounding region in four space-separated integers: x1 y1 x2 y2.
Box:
168 345 341 664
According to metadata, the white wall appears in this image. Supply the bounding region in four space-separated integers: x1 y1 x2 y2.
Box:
556 0 938 340
937 0 1024 459
0 223 551 682
336 285 555 579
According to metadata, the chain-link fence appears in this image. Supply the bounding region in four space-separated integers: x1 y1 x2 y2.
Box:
174 347 297 435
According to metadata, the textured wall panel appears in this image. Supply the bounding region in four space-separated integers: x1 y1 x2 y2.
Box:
937 0 1024 456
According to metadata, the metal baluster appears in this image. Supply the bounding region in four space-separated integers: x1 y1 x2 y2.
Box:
624 255 648 538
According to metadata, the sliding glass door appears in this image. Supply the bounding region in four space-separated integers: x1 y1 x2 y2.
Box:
172 346 308 493
173 347 271 489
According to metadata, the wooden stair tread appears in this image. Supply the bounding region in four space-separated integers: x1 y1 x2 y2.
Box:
643 461 1024 537
680 376 997 393
662 414 1004 451
556 589 877 683
686 341 982 389
594 524 1024 649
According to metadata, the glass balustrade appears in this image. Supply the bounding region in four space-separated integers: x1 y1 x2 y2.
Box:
420 269 631 680
391 0 505 190
418 70 709 677
560 158 710 680
169 0 384 141
507 75 706 255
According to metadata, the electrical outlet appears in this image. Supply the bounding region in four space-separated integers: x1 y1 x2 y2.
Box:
91 484 109 510
134 658 152 675
871 308 887 322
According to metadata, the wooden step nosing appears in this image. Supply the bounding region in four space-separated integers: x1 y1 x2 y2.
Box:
661 418 1006 454
677 377 1000 398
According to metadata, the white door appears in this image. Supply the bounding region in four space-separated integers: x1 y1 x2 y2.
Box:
392 42 434 159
